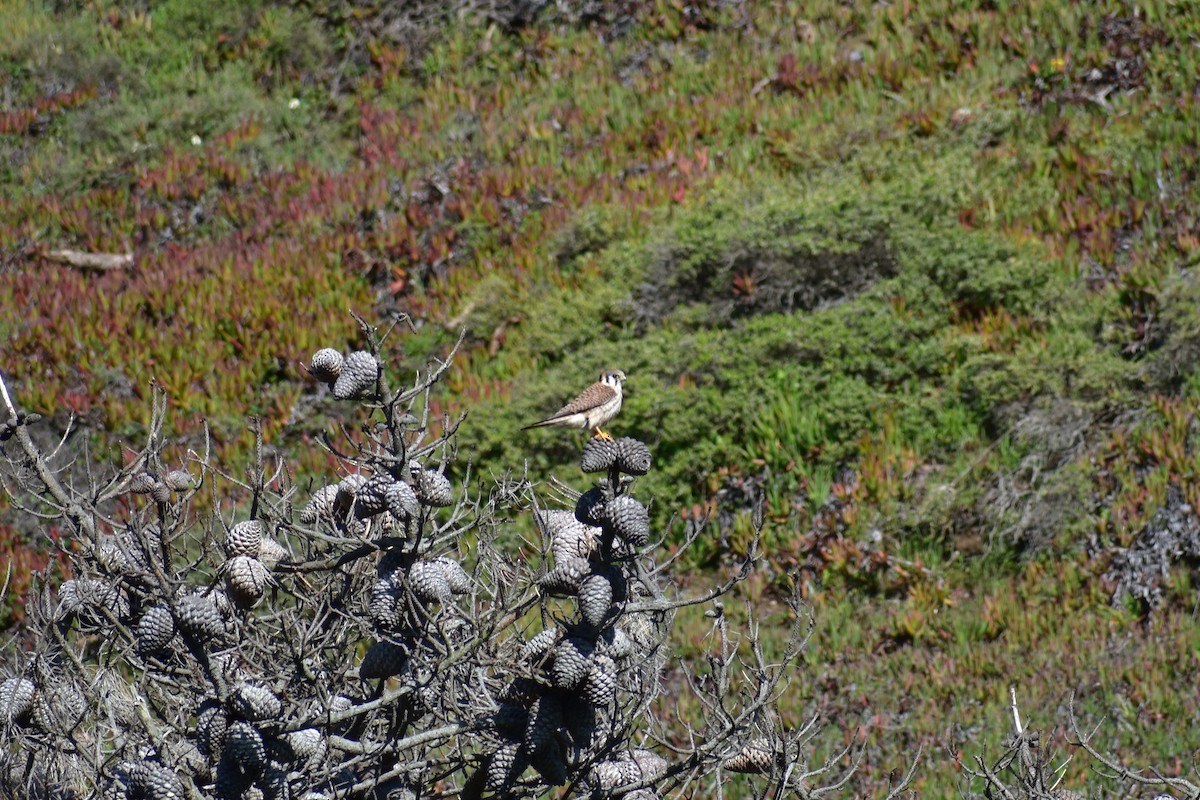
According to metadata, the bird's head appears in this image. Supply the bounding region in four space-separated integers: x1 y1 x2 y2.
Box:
600 369 627 388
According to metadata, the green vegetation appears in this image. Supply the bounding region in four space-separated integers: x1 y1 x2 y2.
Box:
5 0 1200 795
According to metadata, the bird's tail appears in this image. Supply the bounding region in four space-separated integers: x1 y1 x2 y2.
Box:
521 419 556 431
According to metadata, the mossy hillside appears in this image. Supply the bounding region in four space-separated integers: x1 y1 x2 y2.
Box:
458 166 1135 550
1 0 347 196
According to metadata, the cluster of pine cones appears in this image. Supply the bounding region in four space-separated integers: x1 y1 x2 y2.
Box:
3 346 471 800
0 344 779 800
299 448 467 685
476 435 671 797
307 348 380 400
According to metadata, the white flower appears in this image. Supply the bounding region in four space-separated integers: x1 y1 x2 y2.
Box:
288 98 301 110
190 134 202 147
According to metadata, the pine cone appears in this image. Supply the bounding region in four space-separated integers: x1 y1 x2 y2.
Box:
332 350 379 399
224 721 267 776
64 577 129 629
414 469 454 507
127 472 157 494
226 556 270 608
360 640 408 679
550 637 594 690
258 766 290 800
580 437 618 473
543 511 599 562
560 695 597 748
225 520 265 558
613 437 652 475
143 762 189 800
589 750 666 790
625 790 662 800
601 626 635 660
163 469 194 491
522 695 562 752
582 653 617 706
520 628 560 663
575 486 608 526
534 509 571 538
583 657 619 705
55 580 81 621
588 760 634 791
724 740 775 774
115 760 186 800
369 574 402 631
485 740 527 793
299 484 339 525
196 701 228 759
579 571 614 629
176 593 225 642
332 473 369 515
256 537 287 569
282 728 326 768
409 560 452 604
524 696 567 785
386 479 420 521
603 495 650 547
0 676 35 725
230 682 283 722
95 540 129 574
629 748 667 781
309 348 344 382
150 481 172 504
97 578 132 621
352 474 393 519
432 556 471 594
212 755 252 800
126 528 161 571
29 679 85 731
538 556 590 596
135 605 177 656
529 741 568 786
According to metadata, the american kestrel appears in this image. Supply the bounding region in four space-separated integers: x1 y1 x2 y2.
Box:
523 369 627 441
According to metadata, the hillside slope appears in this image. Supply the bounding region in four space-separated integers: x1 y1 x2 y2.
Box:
4 1 1200 795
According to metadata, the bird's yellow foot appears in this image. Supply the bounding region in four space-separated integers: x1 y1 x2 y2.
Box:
593 428 614 442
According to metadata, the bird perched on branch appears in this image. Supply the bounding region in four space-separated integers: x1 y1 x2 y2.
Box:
523 369 627 441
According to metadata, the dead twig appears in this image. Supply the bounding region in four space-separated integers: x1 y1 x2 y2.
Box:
44 249 134 271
